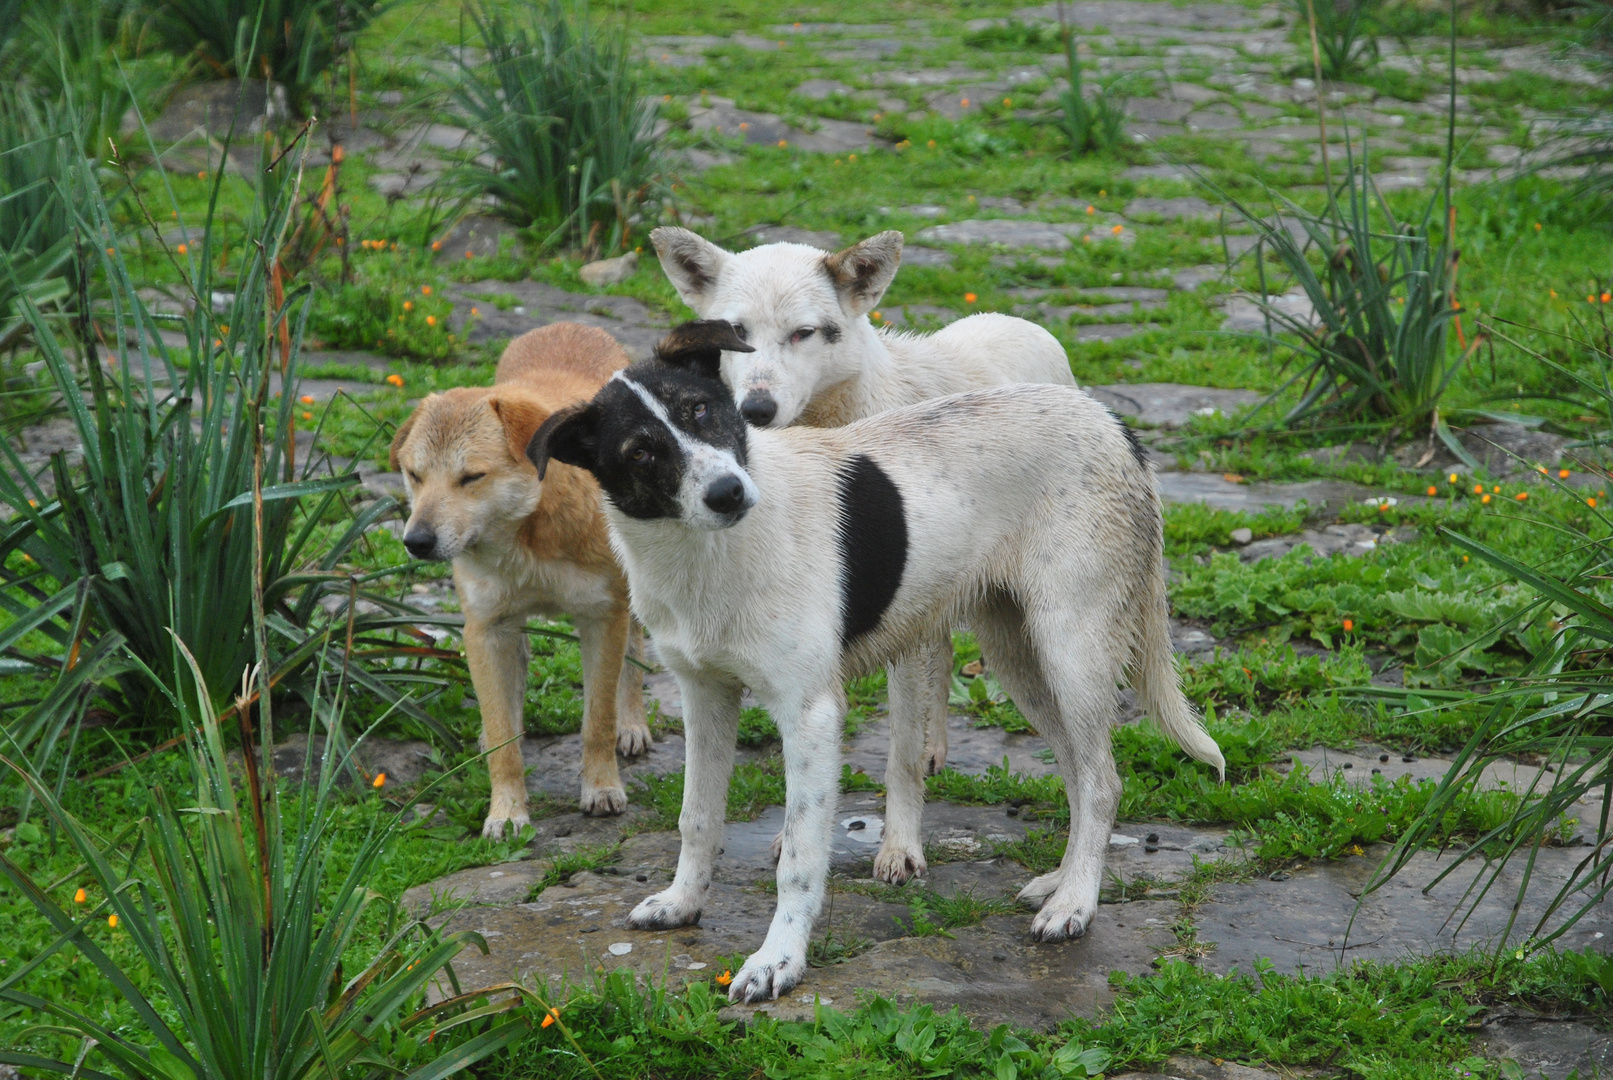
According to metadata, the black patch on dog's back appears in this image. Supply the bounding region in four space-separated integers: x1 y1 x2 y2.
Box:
836 454 907 644
1110 410 1149 470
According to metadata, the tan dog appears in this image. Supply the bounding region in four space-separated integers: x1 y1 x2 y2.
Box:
389 322 650 836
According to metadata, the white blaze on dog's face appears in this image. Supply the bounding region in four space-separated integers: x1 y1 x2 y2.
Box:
650 227 904 428
388 389 550 561
528 323 759 532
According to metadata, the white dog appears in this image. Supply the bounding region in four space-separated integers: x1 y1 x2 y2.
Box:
527 322 1224 1004
651 227 1075 879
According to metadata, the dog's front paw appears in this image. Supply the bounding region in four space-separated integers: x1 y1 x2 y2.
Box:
627 889 702 930
728 951 806 1004
579 784 627 817
1016 871 1060 910
873 842 926 885
616 723 654 757
1030 903 1093 942
481 813 530 840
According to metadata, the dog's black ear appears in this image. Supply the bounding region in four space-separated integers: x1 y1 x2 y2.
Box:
526 403 598 480
653 320 755 381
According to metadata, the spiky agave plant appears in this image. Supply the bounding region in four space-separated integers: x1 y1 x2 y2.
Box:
0 649 527 1080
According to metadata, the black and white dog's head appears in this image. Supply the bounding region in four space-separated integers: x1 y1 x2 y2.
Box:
527 321 761 530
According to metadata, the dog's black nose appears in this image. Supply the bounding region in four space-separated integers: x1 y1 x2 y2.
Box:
402 526 438 560
703 475 748 515
739 391 778 427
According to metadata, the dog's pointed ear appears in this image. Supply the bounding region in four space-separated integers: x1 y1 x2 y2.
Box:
654 320 754 381
526 403 597 481
651 226 731 313
488 394 550 470
823 230 904 317
388 408 419 471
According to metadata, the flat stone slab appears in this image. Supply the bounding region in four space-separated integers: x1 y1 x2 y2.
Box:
916 219 1132 250
1477 1018 1613 1080
1220 291 1319 333
688 96 883 154
1155 474 1419 514
1016 1 1262 32
445 280 670 359
899 244 954 268
1235 523 1420 563
1086 383 1263 428
1125 196 1219 221
1113 1057 1289 1080
1197 844 1613 976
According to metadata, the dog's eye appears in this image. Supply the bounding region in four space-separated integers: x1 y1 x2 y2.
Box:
790 327 815 344
407 471 422 484
733 323 749 342
459 472 486 487
629 448 650 464
693 402 707 421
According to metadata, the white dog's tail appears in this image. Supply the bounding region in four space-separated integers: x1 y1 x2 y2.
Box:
1134 564 1226 780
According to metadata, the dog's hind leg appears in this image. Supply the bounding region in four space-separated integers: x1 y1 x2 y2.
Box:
974 593 1123 940
917 632 953 775
615 618 654 757
628 671 742 931
465 616 532 839
876 640 948 885
575 608 632 816
729 687 844 1004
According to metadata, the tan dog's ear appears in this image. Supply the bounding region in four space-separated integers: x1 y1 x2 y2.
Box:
489 395 551 471
823 231 904 317
388 411 417 471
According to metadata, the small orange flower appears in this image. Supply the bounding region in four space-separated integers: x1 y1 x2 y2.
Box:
1516 492 1528 501
105 247 114 256
1481 494 1492 504
1462 554 1470 562
300 394 315 404
1559 468 1571 479
541 1007 559 1028
738 122 750 131
197 171 206 180
1472 484 1483 495
1603 292 1611 303
373 772 386 789
716 970 733 986
960 97 970 107
1086 205 1095 214
777 139 788 148
1534 222 1542 231
108 914 119 929
1493 486 1501 493
926 139 936 149
1588 497 1598 508
465 250 474 259
1342 619 1354 632
74 888 87 904
176 244 188 255
403 300 414 311
964 293 977 303
1426 486 1437 496
302 412 313 421
431 241 442 252
848 153 857 162
426 315 437 326
421 286 432 295
472 307 480 316
1111 224 1123 235
387 374 404 387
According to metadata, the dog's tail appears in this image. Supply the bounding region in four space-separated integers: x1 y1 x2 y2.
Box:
1134 556 1226 780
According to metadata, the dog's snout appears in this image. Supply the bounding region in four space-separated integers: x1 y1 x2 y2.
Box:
739 391 778 428
703 475 750 515
403 525 439 560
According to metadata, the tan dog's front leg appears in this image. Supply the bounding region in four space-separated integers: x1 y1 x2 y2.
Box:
575 608 630 815
615 618 653 756
464 617 531 838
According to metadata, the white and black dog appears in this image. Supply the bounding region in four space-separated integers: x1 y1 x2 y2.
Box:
528 321 1224 1004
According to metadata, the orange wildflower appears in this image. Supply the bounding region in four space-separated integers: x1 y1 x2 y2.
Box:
1426 486 1437 496
176 244 188 255
108 914 119 929
716 970 733 986
1560 468 1571 479
387 374 404 387
300 395 315 404
1481 494 1491 504
74 888 87 904
1342 619 1354 632
426 315 437 326
372 772 386 789
964 293 977 303
1516 492 1528 501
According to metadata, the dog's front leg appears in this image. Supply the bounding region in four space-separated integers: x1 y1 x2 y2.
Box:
627 671 741 930
574 608 630 816
876 645 942 885
729 690 842 1005
464 617 531 838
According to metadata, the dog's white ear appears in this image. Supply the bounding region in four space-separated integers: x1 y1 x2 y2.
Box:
823 231 904 317
526 403 597 481
651 227 731 312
